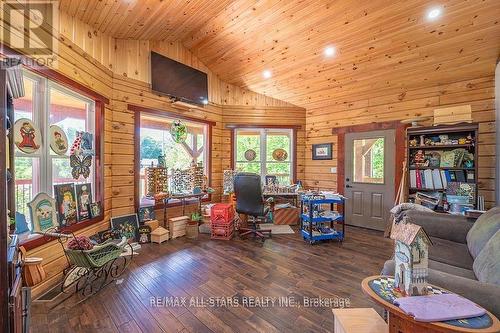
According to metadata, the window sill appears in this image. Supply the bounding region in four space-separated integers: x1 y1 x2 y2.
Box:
18 214 105 251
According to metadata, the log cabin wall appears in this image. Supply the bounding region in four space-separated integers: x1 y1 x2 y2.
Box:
305 76 497 208
1 7 305 297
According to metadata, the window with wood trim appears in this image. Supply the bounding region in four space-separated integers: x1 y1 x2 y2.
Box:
12 69 99 233
138 113 209 204
234 128 294 185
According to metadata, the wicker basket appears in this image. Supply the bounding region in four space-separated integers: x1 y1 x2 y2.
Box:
65 240 124 269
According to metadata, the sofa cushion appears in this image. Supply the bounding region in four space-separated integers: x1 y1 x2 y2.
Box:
473 230 500 285
429 237 474 270
466 206 500 259
428 260 476 280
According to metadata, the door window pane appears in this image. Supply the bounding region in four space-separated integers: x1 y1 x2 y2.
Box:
353 137 384 184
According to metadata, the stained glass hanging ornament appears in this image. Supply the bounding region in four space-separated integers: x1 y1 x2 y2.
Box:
170 120 188 143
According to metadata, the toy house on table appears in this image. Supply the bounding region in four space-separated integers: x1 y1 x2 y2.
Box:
391 223 433 296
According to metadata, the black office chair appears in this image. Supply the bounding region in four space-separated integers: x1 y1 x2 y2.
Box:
233 172 272 240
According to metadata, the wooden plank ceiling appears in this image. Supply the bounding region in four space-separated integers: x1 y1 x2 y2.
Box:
60 0 500 109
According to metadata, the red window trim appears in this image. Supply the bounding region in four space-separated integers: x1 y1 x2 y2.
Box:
130 104 213 210
1 45 108 251
227 124 299 184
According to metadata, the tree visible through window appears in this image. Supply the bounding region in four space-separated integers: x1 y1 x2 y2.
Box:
139 114 208 201
234 128 293 185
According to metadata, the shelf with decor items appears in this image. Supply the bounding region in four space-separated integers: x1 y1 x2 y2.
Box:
406 123 479 212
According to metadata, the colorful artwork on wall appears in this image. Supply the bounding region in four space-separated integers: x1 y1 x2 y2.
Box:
90 202 102 218
138 206 155 223
14 118 41 154
75 183 93 221
54 183 78 227
49 125 68 155
312 143 333 160
27 192 58 233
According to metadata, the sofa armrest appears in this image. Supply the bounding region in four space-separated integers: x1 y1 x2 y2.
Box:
428 270 500 318
403 211 473 243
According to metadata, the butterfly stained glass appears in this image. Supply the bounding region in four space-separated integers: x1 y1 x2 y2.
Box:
70 154 92 179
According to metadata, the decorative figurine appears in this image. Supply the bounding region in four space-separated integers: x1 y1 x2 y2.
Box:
409 138 418 147
465 134 474 145
391 223 432 296
414 150 425 167
419 135 425 146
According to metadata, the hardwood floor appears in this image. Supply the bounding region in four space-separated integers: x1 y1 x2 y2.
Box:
31 226 393 333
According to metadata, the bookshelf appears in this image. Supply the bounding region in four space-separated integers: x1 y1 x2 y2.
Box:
406 123 479 211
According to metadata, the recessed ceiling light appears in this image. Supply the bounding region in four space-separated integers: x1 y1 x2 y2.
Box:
324 46 336 57
427 7 442 20
262 70 272 79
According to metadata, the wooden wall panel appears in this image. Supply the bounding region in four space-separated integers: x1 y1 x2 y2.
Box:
305 75 497 208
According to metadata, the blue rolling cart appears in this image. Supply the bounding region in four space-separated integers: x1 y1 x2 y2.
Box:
300 195 345 244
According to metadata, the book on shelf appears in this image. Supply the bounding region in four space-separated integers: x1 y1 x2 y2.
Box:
424 169 434 189
432 169 443 189
440 170 448 188
410 170 417 188
409 169 472 191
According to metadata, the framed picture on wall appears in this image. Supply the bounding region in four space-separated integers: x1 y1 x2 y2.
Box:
312 143 333 160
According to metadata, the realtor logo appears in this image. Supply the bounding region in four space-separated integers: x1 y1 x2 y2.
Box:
1 1 59 68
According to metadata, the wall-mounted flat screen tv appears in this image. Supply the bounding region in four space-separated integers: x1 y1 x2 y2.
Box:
151 51 208 106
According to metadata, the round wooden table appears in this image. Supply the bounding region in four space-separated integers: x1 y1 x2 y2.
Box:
361 275 500 333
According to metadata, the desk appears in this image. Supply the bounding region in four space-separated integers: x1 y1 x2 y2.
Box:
361 275 500 333
162 193 206 228
262 192 300 206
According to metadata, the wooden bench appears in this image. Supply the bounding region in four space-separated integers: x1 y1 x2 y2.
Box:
333 308 388 333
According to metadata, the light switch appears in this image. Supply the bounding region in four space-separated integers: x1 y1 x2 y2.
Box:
330 167 337 173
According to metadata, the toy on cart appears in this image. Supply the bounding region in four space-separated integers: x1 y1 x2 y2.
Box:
37 229 133 300
300 193 345 245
